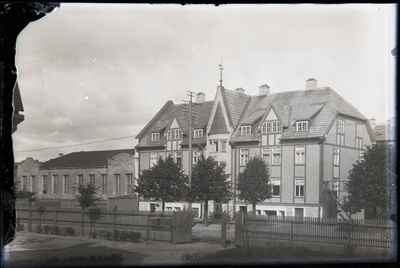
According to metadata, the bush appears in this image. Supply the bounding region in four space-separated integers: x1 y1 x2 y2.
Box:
49 226 60 235
128 231 141 242
35 225 43 233
64 227 75 236
119 231 129 241
43 225 50 234
113 229 120 240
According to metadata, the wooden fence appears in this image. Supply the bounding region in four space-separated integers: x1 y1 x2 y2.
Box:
237 214 396 249
16 207 176 242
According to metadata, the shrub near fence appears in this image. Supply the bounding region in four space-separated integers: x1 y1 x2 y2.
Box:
16 207 173 242
240 214 396 250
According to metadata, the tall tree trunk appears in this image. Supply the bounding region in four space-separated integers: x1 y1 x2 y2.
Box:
162 200 165 215
204 200 208 227
81 207 85 236
252 203 256 216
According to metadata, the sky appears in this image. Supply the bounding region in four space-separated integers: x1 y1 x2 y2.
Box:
12 3 397 162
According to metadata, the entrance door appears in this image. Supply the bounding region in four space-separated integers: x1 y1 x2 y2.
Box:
295 208 304 222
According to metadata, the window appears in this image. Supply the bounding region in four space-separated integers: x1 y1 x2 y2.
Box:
262 148 270 165
262 121 282 133
43 175 48 192
240 148 249 166
213 141 219 152
53 175 59 194
193 150 201 163
296 121 308 131
127 174 133 194
90 174 95 186
333 179 339 198
101 174 107 194
115 174 120 195
241 125 251 135
336 134 344 145
151 132 160 141
272 147 281 165
78 175 84 185
272 121 282 132
295 146 305 164
271 179 280 196
150 153 158 167
167 129 182 140
63 175 69 194
333 147 340 166
22 176 27 191
31 176 37 192
337 119 345 133
356 124 363 137
194 129 203 138
295 178 304 197
356 138 363 149
221 140 227 152
175 152 182 166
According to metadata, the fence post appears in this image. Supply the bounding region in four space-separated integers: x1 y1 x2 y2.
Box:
290 221 294 245
113 210 117 235
146 214 150 242
54 210 58 227
221 213 227 248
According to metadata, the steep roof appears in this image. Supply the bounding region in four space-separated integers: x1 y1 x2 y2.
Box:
221 88 251 128
41 149 135 169
136 100 213 148
231 87 367 142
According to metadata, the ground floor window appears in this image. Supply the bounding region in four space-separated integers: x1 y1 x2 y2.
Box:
295 178 304 197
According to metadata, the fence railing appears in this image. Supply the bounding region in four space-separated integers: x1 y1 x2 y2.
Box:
241 215 396 249
16 207 174 242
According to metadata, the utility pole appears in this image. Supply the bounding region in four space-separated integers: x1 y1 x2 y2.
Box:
186 91 195 211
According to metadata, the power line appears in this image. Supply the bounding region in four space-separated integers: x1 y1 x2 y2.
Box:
14 135 137 153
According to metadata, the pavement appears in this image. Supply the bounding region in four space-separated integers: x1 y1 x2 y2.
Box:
3 224 235 266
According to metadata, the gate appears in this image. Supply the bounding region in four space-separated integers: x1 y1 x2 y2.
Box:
172 211 192 244
235 213 244 247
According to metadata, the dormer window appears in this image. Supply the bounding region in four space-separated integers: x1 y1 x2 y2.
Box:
241 125 251 135
167 129 182 140
262 121 282 133
296 121 308 132
194 129 203 138
151 132 160 141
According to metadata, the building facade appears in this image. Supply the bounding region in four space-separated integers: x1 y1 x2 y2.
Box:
14 149 136 206
136 78 375 219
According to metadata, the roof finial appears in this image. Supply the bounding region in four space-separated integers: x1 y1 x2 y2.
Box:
219 54 224 87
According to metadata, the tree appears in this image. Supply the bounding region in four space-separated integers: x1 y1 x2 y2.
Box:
88 207 102 237
342 143 393 219
135 157 189 214
26 191 37 232
237 156 272 215
73 183 103 236
189 155 231 226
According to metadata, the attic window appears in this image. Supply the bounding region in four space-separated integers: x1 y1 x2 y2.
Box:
262 121 282 133
241 125 251 135
194 129 203 138
167 129 182 140
151 133 160 141
296 121 308 132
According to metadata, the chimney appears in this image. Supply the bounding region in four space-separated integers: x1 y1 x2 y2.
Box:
258 84 270 96
306 78 317 89
196 92 205 103
369 118 376 129
234 87 245 94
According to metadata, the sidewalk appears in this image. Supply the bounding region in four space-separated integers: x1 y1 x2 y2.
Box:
3 231 234 266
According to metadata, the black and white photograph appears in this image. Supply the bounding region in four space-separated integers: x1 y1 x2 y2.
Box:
2 3 397 267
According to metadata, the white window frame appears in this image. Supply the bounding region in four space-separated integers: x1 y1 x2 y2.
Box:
167 129 182 140
296 121 308 132
272 121 282 132
295 178 305 197
333 147 340 166
89 174 95 186
356 124 363 137
78 175 84 185
262 148 270 165
175 152 182 166
240 148 249 166
337 119 345 134
241 125 251 135
221 140 227 152
150 152 158 167
336 134 345 145
194 129 203 138
43 175 48 192
31 176 37 193
127 174 133 194
22 176 28 192
115 174 120 195
356 137 363 149
272 147 281 165
53 175 59 194
295 146 305 164
151 132 160 141
271 179 281 196
101 174 107 194
63 175 69 194
193 150 201 163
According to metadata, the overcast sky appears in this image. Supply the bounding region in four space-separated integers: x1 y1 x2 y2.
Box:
13 3 397 162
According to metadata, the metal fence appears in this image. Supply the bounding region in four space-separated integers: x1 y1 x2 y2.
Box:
16 206 174 242
238 214 396 249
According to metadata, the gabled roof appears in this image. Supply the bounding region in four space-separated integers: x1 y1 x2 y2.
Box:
41 149 135 169
136 100 213 148
208 103 230 135
231 87 368 142
221 87 251 128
